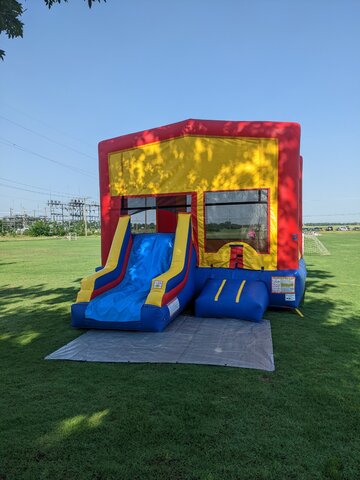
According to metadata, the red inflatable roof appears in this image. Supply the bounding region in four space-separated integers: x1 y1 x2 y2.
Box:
99 118 300 153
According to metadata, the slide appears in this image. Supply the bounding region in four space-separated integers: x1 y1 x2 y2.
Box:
72 213 195 332
85 233 174 323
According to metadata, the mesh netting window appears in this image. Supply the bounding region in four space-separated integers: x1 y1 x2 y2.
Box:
121 195 192 233
205 190 269 253
126 197 156 233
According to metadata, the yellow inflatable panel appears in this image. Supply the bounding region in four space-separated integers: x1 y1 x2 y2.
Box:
76 216 130 303
108 135 278 270
109 136 277 196
145 213 191 307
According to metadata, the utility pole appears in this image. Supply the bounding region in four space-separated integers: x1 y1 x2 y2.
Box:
83 198 88 237
23 207 27 230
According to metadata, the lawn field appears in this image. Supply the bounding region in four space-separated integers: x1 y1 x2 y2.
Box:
1 233 360 480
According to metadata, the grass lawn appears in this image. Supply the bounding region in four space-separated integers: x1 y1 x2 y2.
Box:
1 233 360 480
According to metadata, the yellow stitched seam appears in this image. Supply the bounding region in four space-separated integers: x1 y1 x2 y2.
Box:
214 280 226 302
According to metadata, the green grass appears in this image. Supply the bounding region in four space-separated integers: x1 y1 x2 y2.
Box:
1 233 360 480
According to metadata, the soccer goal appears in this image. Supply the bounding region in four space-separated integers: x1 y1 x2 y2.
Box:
303 233 330 256
66 233 78 241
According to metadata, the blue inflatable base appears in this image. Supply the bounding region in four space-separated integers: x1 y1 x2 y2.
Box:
195 258 307 310
195 279 269 322
72 258 306 331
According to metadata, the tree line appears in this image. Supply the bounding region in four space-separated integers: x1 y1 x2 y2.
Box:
0 218 100 236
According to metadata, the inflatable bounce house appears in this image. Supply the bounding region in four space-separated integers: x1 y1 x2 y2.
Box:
72 119 306 331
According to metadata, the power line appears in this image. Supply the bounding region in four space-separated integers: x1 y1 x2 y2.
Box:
0 114 96 160
0 182 80 198
0 137 97 178
0 193 47 204
0 100 94 149
0 176 83 198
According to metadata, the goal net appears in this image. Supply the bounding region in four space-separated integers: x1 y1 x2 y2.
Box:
302 234 330 256
66 233 78 241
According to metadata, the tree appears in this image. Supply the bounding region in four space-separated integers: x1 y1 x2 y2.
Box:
28 220 51 236
0 0 105 60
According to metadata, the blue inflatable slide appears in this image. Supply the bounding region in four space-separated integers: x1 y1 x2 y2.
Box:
72 214 196 332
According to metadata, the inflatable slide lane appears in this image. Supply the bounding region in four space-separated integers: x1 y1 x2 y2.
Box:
71 213 196 331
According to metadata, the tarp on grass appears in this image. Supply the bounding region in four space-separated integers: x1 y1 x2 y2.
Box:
46 315 275 371
46 315 275 372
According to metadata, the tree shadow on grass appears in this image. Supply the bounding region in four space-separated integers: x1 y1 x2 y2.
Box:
288 263 360 382
0 280 83 353
2 292 360 480
0 265 360 479
304 266 337 295
268 267 360 478
0 283 78 306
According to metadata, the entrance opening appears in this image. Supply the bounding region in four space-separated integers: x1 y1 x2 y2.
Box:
121 194 192 234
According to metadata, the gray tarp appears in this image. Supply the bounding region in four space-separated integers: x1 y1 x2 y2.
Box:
45 315 275 371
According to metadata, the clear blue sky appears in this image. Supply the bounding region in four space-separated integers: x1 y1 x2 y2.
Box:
1 0 359 222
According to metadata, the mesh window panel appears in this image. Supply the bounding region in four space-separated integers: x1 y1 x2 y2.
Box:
127 197 156 233
205 190 269 253
123 195 192 234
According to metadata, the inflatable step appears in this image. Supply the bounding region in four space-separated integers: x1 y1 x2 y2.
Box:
195 278 269 322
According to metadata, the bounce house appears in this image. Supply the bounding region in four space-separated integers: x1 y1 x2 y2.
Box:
72 119 306 331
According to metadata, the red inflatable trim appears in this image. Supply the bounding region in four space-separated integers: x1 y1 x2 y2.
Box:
161 247 193 306
90 236 132 299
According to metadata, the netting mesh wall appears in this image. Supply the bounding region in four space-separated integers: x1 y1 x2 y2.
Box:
303 234 330 256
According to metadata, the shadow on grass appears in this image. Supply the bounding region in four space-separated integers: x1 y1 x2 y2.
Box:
1 262 360 480
0 280 82 351
305 267 337 295
0 283 78 306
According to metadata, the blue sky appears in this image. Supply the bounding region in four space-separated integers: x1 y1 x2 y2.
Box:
1 0 359 222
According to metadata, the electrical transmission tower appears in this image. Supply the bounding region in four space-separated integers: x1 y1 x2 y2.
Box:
47 198 100 232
